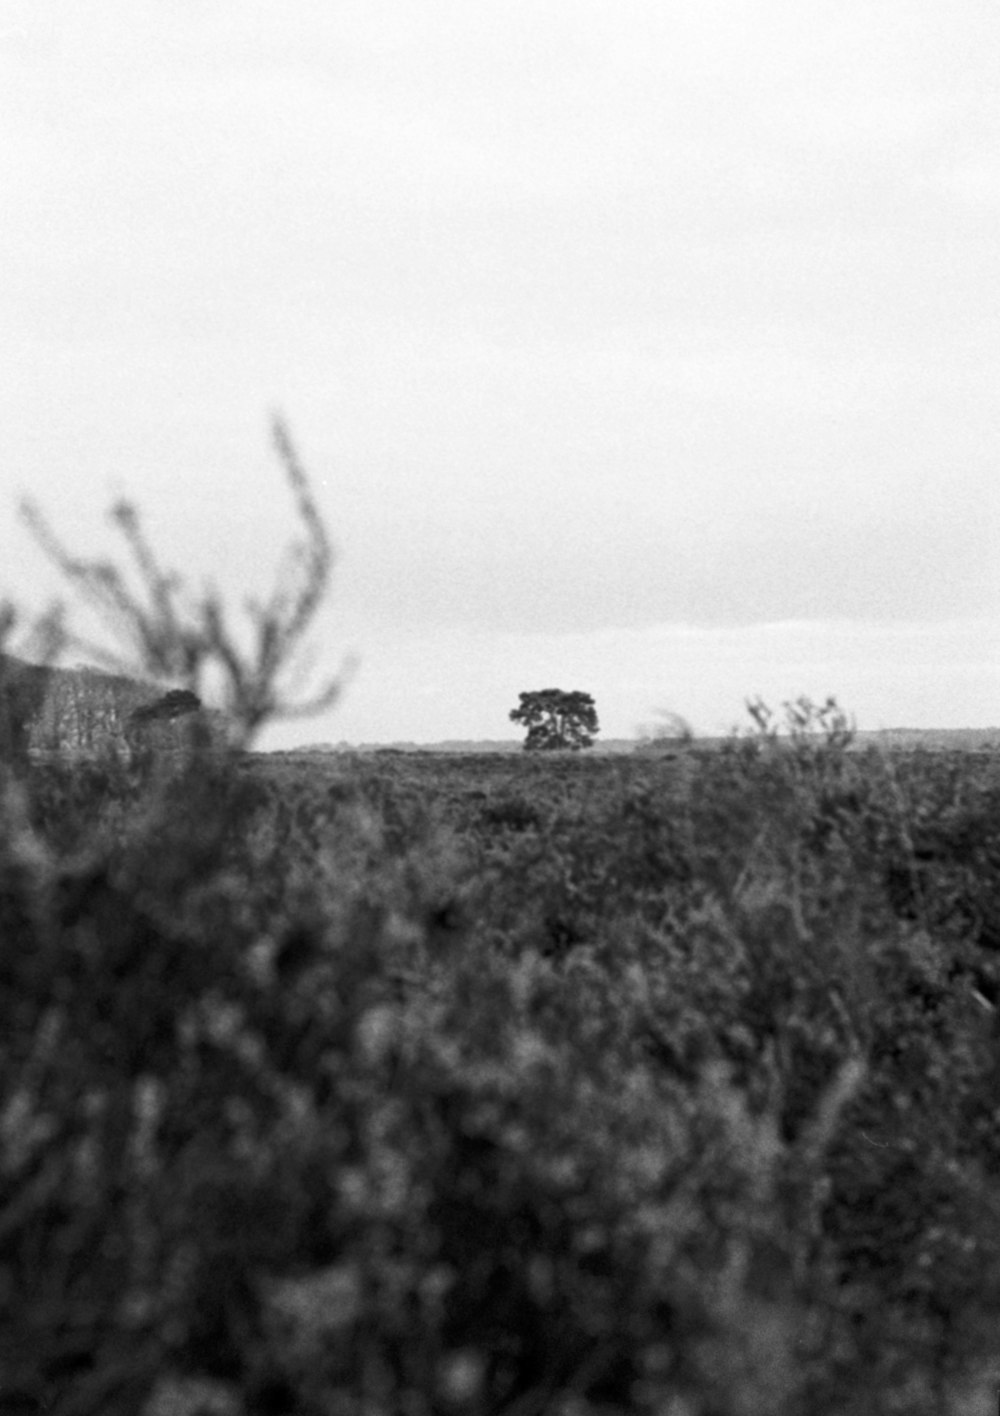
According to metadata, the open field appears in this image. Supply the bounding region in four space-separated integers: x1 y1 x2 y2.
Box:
4 731 1000 1414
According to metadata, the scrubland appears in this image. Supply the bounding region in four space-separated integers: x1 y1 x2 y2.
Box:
4 428 1000 1414
3 723 1000 1415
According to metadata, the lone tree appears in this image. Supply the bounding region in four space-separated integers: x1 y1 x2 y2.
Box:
510 688 599 752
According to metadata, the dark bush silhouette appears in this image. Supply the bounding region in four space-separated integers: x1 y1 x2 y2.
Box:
129 688 202 724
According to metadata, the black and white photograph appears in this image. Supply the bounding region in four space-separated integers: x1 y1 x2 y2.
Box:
1 4 999 1413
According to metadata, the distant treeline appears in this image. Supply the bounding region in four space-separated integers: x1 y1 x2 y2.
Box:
0 654 228 760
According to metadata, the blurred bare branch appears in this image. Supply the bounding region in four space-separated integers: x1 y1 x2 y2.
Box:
20 416 350 744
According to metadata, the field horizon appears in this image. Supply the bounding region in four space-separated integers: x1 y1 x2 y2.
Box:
286 725 1000 756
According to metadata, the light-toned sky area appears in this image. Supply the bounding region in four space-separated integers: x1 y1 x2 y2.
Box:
2 0 999 746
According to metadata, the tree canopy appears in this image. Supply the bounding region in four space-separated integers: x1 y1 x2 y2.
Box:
509 688 599 752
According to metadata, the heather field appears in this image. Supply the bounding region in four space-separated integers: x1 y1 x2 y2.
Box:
3 437 1000 1414
4 725 1000 1415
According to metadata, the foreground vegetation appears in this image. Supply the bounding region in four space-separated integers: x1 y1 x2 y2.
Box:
3 427 1000 1414
2 724 1000 1415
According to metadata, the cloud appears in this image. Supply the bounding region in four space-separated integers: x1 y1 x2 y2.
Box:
1 0 998 744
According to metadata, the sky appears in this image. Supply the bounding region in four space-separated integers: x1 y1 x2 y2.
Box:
2 0 999 747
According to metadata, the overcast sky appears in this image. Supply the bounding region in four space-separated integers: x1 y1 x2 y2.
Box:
3 0 999 746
